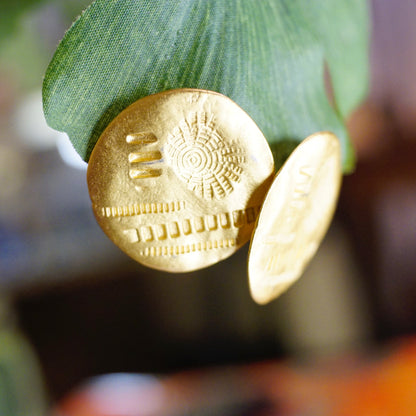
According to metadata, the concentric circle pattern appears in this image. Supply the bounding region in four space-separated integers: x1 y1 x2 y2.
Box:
165 112 245 200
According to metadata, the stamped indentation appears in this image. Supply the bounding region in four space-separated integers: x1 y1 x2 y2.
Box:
126 132 158 145
219 213 231 229
140 226 154 242
182 219 192 235
169 222 180 238
155 224 168 240
129 151 162 164
165 112 245 200
129 168 162 179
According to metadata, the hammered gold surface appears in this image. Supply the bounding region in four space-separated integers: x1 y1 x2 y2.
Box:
248 132 342 304
87 89 274 272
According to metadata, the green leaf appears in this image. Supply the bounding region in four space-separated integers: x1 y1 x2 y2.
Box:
43 0 369 172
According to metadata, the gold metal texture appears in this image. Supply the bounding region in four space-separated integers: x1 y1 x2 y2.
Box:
87 89 274 272
248 131 342 304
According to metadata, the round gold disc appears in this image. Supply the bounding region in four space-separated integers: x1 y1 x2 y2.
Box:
87 89 274 272
248 131 342 304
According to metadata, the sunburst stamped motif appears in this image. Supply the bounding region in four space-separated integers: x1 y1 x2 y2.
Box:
165 112 245 200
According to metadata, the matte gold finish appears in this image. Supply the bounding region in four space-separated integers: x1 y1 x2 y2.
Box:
248 132 342 304
87 89 274 272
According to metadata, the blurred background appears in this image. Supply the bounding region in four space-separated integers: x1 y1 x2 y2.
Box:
0 0 416 415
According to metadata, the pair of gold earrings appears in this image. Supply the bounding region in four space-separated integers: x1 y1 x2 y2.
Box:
87 89 341 304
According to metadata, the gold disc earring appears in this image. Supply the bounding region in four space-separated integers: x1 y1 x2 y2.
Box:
248 131 342 304
87 89 275 273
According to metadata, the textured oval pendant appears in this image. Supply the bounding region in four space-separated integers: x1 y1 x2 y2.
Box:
87 89 274 272
248 132 342 304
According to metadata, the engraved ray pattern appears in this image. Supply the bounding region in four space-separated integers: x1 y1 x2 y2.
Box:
165 112 245 199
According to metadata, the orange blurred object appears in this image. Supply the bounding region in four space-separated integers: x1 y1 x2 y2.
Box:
54 338 416 416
